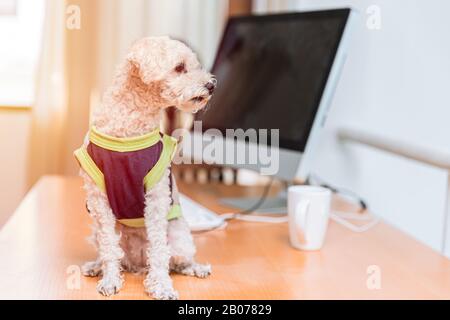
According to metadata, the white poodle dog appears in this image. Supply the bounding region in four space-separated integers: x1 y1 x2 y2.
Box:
74 36 216 300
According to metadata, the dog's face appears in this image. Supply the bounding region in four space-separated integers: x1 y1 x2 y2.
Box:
127 36 216 113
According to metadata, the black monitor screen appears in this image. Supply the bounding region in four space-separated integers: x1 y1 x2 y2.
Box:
195 9 350 152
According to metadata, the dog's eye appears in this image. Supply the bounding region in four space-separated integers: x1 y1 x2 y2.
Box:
174 62 186 73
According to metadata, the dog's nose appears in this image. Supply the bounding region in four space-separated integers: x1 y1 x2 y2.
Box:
205 81 216 95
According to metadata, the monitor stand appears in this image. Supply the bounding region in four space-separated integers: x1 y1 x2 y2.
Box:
219 189 287 214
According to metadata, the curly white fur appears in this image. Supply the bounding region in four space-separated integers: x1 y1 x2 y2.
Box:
79 36 214 299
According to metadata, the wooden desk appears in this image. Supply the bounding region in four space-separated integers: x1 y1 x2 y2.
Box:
0 176 449 299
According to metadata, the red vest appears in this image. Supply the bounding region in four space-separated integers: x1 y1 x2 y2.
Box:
74 127 180 227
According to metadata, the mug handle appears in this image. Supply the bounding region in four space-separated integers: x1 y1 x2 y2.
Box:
295 199 310 242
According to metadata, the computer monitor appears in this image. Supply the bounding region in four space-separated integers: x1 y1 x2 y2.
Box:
183 8 356 184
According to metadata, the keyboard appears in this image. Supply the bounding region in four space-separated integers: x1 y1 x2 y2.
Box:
179 194 226 231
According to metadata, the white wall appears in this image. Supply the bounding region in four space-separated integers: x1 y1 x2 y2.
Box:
289 0 450 254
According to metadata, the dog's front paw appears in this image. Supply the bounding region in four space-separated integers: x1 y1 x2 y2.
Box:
81 260 102 277
144 276 179 300
97 276 123 296
191 263 211 278
173 262 212 278
149 285 179 300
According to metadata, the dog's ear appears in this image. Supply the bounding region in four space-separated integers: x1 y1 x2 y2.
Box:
126 37 167 84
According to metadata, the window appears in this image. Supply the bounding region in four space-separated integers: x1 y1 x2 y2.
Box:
0 0 45 107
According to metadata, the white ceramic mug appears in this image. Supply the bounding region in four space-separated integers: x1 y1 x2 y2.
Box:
288 185 331 251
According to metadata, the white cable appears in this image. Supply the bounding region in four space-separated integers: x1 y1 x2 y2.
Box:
332 210 374 221
193 211 379 233
221 213 289 223
235 214 288 223
222 211 380 232
330 211 380 233
190 213 287 232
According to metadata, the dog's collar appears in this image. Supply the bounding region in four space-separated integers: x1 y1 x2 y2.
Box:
89 126 161 152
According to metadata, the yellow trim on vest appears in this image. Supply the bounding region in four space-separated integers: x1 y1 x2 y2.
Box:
74 147 106 192
118 217 145 228
143 134 178 190
167 204 182 220
118 204 182 228
89 126 160 152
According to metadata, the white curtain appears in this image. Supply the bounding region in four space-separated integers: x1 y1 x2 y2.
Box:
28 0 67 185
